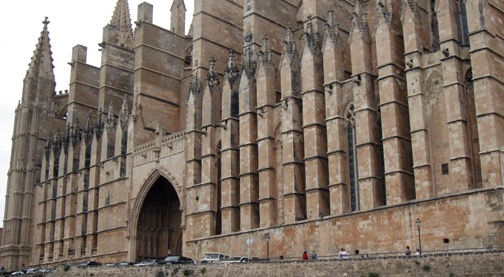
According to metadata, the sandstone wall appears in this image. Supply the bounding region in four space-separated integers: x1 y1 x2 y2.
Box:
47 250 504 277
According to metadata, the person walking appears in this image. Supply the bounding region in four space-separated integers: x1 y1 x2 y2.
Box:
310 250 318 260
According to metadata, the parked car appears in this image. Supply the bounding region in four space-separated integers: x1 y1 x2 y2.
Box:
200 253 229 264
11 271 24 275
157 256 194 265
134 259 159 267
26 268 40 274
76 261 102 267
118 261 134 266
222 256 249 264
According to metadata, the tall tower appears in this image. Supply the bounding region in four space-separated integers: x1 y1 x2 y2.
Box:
0 17 59 271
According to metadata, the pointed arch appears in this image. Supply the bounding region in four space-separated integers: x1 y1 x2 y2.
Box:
128 169 183 261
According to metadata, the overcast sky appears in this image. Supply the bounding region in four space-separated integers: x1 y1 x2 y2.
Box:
0 0 194 227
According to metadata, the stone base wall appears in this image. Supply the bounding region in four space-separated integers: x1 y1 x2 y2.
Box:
47 251 504 277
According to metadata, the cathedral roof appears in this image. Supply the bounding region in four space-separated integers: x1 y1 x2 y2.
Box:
26 17 55 80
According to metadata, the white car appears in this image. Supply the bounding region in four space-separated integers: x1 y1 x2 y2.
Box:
222 257 249 264
200 253 229 264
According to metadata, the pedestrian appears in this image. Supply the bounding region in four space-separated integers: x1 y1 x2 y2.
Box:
338 248 348 259
405 246 411 256
415 248 421 256
167 249 172 256
310 250 318 260
302 250 309 260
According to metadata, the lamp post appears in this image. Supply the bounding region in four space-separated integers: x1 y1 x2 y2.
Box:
416 218 422 254
265 233 270 260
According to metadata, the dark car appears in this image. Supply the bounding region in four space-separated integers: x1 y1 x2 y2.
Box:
157 256 194 265
76 261 102 268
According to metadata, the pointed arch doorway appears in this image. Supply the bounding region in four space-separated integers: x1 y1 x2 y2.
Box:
135 176 182 261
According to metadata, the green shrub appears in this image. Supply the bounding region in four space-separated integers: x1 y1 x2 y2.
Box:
199 267 207 275
63 264 71 272
156 270 166 277
182 269 194 276
422 264 432 272
368 273 380 277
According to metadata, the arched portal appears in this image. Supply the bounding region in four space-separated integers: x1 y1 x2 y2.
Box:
135 176 182 261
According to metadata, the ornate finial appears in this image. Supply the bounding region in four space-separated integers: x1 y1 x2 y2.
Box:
258 35 273 70
406 0 417 13
62 123 71 153
205 57 219 94
377 1 392 25
283 27 296 61
304 15 321 55
353 0 368 33
189 72 202 97
71 118 82 147
107 101 115 131
325 10 340 44
224 49 240 87
45 132 53 159
95 108 105 139
53 130 62 157
84 113 94 143
242 46 257 80
119 95 129 129
43 17 50 27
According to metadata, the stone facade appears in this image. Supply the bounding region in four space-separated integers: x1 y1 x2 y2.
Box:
0 0 503 272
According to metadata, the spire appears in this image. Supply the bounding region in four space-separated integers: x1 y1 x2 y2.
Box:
170 0 187 12
110 0 132 34
26 17 55 80
109 0 134 48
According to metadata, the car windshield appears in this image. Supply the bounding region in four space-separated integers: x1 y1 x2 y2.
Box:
164 256 181 261
204 254 220 259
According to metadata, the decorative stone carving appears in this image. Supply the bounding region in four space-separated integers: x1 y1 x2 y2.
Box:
205 57 219 94
283 27 296 61
106 101 115 132
84 114 94 143
224 49 240 87
119 95 129 130
304 16 321 55
95 108 105 139
242 46 257 80
189 72 202 98
258 35 273 71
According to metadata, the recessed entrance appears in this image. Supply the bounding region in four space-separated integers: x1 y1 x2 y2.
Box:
135 176 181 261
